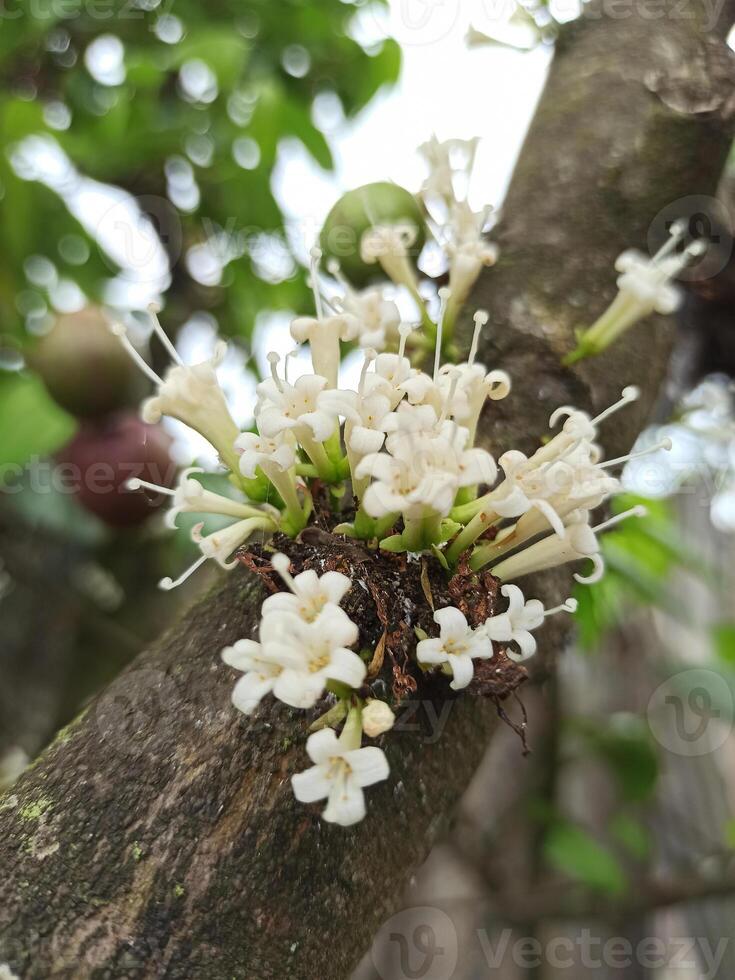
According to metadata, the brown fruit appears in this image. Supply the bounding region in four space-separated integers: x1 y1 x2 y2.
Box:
56 413 176 528
31 306 137 419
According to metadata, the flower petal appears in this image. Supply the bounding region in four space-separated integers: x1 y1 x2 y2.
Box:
344 746 390 788
292 764 332 803
325 648 366 689
305 727 340 764
231 671 275 715
448 654 474 690
323 781 366 826
433 605 469 639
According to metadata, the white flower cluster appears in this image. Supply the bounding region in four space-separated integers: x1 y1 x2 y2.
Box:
108 136 671 827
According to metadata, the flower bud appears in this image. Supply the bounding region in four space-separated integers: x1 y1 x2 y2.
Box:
362 699 395 738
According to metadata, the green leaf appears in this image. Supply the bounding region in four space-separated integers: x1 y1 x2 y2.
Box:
713 624 735 665
544 822 626 896
610 814 651 859
0 373 75 474
572 714 659 802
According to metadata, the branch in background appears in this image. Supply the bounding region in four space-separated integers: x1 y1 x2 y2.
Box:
1 3 734 977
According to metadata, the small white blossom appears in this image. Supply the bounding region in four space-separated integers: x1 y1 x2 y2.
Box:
360 223 420 291
292 721 389 826
258 606 365 709
416 606 493 690
191 515 275 570
262 552 352 623
222 622 286 715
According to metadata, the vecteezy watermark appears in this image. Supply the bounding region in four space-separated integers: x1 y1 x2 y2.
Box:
0 456 178 498
647 668 734 758
372 910 730 980
0 0 176 23
648 195 734 284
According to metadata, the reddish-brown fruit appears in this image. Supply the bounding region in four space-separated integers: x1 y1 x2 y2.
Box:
31 306 138 419
56 413 176 528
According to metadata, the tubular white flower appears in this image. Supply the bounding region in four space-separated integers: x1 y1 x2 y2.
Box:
291 715 389 826
488 519 603 583
290 313 359 389
262 552 352 623
360 223 420 292
567 223 706 362
328 260 402 351
483 584 578 662
127 467 271 529
111 311 242 474
362 699 396 737
262 606 365 709
191 515 275 571
416 605 493 690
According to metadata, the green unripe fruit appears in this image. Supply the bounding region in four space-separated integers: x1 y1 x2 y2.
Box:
31 306 137 419
319 182 426 289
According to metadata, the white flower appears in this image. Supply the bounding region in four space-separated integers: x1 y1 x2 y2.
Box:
484 585 578 661
255 372 337 443
437 361 510 443
292 724 389 827
419 135 479 204
341 287 401 351
222 622 286 715
290 313 359 388
191 515 275 570
260 605 365 709
362 699 396 737
126 467 271 529
357 442 457 520
360 223 420 291
262 552 351 624
416 605 493 690
235 432 296 480
567 224 706 362
111 309 241 473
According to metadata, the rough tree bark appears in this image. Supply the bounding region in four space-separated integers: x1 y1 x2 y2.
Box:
1 4 734 978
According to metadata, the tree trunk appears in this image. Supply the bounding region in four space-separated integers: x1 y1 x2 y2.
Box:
1 5 733 978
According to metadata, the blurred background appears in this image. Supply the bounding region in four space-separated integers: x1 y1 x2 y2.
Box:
1 1 735 977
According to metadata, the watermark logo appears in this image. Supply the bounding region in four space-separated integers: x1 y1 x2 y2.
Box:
372 906 458 980
647 668 734 757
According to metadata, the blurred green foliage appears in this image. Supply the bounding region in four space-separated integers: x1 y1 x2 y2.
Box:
0 0 400 468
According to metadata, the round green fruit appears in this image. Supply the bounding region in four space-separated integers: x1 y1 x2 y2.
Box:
319 182 426 289
31 306 137 419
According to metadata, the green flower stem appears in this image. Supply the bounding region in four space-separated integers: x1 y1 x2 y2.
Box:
446 508 500 565
451 491 496 525
299 432 338 483
265 467 306 536
564 292 644 365
338 705 363 751
294 463 319 479
402 513 443 552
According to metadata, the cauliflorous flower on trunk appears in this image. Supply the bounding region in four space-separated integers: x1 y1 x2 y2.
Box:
292 712 389 826
416 606 493 690
111 307 241 473
191 516 275 571
262 552 352 623
328 259 402 351
261 606 365 709
360 223 421 293
484 584 577 661
565 223 706 363
222 624 286 715
127 467 271 529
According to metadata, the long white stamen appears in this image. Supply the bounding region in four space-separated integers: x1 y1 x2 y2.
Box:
397 322 413 361
593 504 647 534
439 368 460 424
310 246 325 320
601 437 672 468
148 303 183 366
359 348 377 396
434 287 449 381
271 552 297 593
126 477 175 496
267 352 284 392
654 220 687 262
591 386 639 425
159 555 207 591
110 322 163 385
284 349 299 384
468 310 488 367
544 598 578 617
